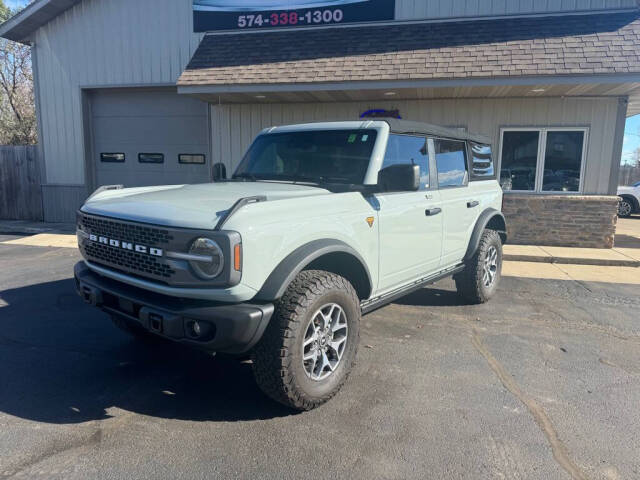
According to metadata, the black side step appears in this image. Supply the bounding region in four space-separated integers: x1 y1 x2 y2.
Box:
360 264 465 315
215 196 267 231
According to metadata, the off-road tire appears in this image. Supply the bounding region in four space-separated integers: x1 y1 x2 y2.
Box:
618 197 633 218
455 229 503 304
252 270 360 410
110 314 156 341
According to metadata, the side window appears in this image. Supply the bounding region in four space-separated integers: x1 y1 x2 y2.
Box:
435 139 468 188
469 143 494 180
382 134 429 189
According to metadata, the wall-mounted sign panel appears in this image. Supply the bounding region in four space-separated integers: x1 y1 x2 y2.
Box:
193 0 396 32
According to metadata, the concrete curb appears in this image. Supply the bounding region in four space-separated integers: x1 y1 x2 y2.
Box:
0 222 75 236
503 254 640 267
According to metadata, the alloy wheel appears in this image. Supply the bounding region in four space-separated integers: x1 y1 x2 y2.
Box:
618 200 632 217
302 303 348 381
482 246 499 287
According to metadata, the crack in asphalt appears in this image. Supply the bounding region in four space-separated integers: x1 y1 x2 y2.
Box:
471 330 590 480
0 412 137 478
1 429 103 478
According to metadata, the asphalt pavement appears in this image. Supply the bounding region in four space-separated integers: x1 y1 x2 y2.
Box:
1 235 639 479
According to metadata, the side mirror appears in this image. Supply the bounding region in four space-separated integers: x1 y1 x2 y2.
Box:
377 164 420 192
213 162 227 181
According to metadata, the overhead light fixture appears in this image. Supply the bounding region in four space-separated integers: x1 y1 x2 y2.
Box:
255 95 266 99
530 89 546 93
384 91 397 96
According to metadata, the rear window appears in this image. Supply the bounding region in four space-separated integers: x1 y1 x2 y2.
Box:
469 143 495 180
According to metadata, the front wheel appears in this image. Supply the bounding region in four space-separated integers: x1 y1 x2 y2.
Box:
455 229 503 304
618 197 633 218
252 270 360 410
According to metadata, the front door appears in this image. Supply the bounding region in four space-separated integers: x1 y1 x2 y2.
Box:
376 134 443 293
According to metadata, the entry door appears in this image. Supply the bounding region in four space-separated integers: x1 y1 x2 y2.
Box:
376 134 443 293
432 138 477 266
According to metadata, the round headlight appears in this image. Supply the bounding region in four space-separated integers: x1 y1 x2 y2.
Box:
188 238 224 280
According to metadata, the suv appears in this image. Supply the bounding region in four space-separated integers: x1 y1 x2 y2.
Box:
618 182 640 217
75 119 506 410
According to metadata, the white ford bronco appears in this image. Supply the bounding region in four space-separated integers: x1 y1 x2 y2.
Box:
75 119 506 410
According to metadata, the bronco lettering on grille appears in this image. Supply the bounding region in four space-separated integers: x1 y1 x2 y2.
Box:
87 234 163 257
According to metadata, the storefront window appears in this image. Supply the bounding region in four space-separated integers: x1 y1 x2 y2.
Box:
542 131 584 192
500 131 539 191
499 128 586 193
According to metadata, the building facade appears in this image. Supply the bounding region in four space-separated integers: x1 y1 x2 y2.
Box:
2 0 639 247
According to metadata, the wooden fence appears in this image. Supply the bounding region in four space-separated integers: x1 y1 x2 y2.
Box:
0 145 43 221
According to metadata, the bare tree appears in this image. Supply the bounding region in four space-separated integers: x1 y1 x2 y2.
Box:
0 1 37 145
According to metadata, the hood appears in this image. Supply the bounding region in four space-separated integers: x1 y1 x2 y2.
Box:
618 185 637 194
81 182 330 229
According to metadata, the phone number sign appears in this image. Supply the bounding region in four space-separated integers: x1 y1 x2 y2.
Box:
193 1 396 32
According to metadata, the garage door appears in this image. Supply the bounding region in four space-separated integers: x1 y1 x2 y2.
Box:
91 89 210 188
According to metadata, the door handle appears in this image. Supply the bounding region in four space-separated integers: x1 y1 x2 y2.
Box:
425 208 442 216
467 201 479 208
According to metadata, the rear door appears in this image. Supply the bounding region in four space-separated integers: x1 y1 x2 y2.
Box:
432 138 478 267
376 134 443 293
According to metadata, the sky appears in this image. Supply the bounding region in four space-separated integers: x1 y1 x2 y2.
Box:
622 115 640 166
5 0 29 8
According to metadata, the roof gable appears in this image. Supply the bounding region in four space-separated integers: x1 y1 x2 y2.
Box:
0 0 82 43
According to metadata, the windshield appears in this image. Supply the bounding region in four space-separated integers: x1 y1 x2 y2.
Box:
234 129 377 185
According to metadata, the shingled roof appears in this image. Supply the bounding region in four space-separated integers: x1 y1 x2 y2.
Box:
178 11 640 87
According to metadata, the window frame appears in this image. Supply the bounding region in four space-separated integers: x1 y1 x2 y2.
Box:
432 137 470 190
498 127 589 194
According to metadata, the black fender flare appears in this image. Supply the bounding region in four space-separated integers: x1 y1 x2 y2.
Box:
463 208 507 261
254 239 373 302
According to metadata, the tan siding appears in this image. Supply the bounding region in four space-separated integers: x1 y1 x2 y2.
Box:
210 97 619 195
395 0 637 19
33 0 203 184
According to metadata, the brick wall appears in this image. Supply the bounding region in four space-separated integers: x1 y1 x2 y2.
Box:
502 194 618 248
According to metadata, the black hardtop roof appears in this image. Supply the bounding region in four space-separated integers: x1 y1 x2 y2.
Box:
380 118 492 145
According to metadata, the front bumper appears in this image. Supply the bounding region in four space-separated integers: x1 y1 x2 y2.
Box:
74 262 274 354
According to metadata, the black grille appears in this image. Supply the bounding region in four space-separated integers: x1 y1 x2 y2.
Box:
83 242 175 279
78 213 176 281
79 215 173 247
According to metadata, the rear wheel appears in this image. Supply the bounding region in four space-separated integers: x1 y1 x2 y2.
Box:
455 229 503 304
618 197 633 218
252 270 360 410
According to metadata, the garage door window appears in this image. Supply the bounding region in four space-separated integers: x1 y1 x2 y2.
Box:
179 154 206 165
138 153 164 164
100 153 125 163
499 128 587 193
